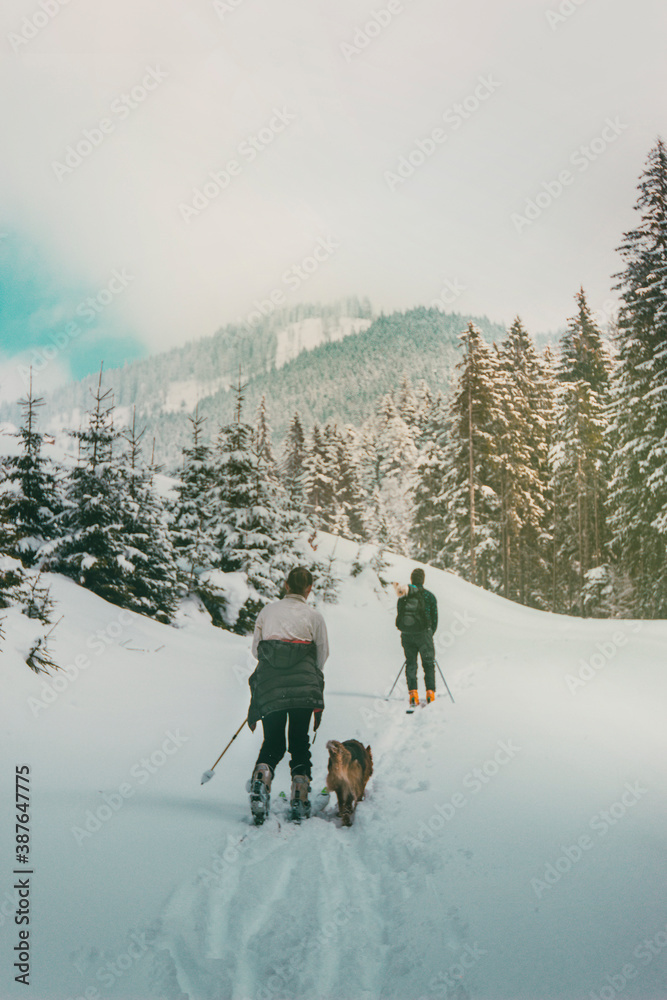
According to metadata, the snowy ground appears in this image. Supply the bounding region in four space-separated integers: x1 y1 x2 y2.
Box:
1 536 666 1000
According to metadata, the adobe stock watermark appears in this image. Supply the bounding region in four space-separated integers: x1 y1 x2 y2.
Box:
197 827 268 887
416 942 487 999
27 610 133 717
564 622 642 696
435 608 476 656
69 929 157 1000
238 235 341 330
384 74 501 192
0 887 23 930
52 66 169 181
212 0 248 17
340 0 416 64
511 116 628 233
8 0 74 55
179 107 297 224
17 269 134 387
71 730 190 845
406 739 521 853
588 921 667 1000
546 0 589 31
431 277 468 311
530 780 649 898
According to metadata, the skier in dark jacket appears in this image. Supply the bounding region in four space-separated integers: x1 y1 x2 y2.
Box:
248 566 329 823
396 567 438 708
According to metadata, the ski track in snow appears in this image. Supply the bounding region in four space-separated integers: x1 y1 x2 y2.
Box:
147 703 469 1000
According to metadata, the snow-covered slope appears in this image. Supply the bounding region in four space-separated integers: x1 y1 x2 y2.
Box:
1 537 666 1000
274 316 372 369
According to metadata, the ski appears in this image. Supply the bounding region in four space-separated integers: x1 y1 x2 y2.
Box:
278 786 330 820
247 776 271 826
406 700 435 713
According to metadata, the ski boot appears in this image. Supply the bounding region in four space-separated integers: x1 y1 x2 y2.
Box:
249 763 272 825
426 689 435 704
289 774 311 823
409 689 419 708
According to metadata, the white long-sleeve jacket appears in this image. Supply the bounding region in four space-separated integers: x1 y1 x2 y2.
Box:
251 594 329 669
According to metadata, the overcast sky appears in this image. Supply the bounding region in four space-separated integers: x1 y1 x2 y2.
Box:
0 0 665 400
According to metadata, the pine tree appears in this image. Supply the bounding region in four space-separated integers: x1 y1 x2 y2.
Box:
335 425 367 540
208 378 296 632
281 411 308 510
117 412 180 623
254 394 276 473
552 290 612 615
0 370 61 565
170 406 216 589
317 422 366 540
303 423 335 529
609 138 667 616
395 373 420 432
49 366 129 607
440 323 505 589
496 318 555 606
364 395 418 555
411 392 451 565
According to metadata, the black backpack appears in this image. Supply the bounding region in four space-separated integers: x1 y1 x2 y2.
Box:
396 586 428 632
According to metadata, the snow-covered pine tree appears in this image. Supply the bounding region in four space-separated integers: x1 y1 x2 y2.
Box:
170 405 216 590
609 138 667 616
316 421 366 540
335 425 367 540
251 398 303 590
395 373 421 432
281 411 308 510
496 318 554 607
413 379 434 434
49 366 130 608
0 370 61 566
254 394 276 473
303 423 335 530
22 571 57 623
411 392 451 565
552 290 612 615
209 379 296 632
440 323 505 589
118 411 180 623
363 394 418 556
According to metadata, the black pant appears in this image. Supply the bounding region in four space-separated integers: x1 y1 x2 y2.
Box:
401 629 436 691
255 708 313 778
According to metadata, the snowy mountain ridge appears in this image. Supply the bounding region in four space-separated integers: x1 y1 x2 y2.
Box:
1 533 666 999
0 302 506 467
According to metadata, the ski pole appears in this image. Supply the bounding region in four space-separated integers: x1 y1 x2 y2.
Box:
200 718 248 785
435 660 455 704
385 661 406 700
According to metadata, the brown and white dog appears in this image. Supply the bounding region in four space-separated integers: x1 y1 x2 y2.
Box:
326 739 373 826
